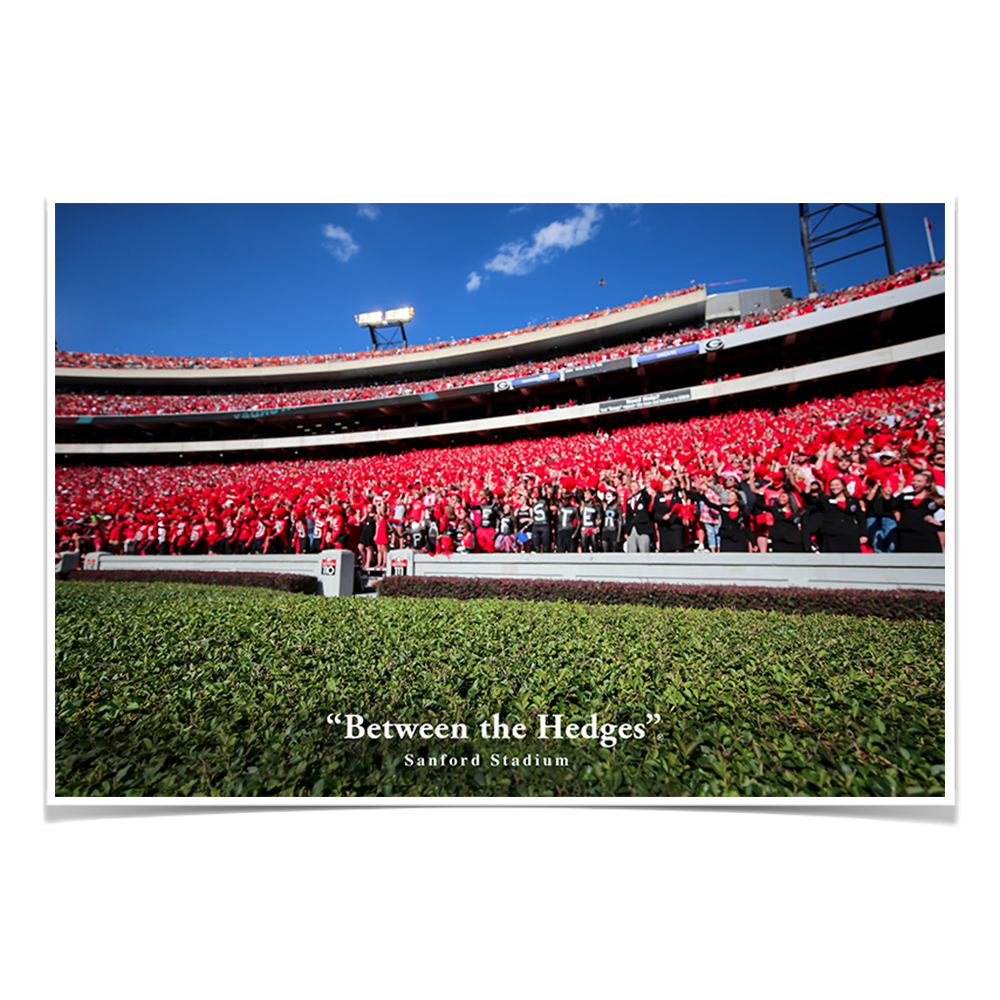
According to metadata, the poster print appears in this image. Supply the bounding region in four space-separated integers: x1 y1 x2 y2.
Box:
50 203 950 802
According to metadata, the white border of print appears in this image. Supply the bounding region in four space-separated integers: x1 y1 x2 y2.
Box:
46 203 954 809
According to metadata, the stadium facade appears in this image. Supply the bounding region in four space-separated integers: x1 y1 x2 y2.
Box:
55 271 944 463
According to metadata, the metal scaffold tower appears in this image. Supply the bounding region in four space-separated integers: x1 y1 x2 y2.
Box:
799 204 895 296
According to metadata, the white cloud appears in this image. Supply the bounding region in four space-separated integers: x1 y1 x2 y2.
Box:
357 204 380 220
485 204 602 276
321 224 359 262
466 271 482 292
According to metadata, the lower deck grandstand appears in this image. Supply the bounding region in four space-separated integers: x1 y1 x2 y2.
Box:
56 377 946 561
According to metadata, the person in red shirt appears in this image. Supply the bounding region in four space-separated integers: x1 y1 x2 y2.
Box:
816 445 865 499
291 505 311 553
204 509 222 554
131 519 147 555
310 505 328 553
250 508 269 554
236 506 256 554
458 519 477 552
374 499 390 571
106 516 122 554
328 504 348 550
264 508 287 553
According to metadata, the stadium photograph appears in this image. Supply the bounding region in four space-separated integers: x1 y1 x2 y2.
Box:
50 202 950 800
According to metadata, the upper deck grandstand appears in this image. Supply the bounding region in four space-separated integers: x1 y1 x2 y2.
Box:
55 261 944 457
55 283 703 374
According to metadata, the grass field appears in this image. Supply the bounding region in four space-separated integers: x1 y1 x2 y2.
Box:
53 581 946 797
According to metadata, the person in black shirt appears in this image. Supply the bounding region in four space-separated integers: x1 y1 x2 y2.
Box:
555 493 580 553
695 488 756 552
884 471 944 552
513 497 532 551
472 489 499 553
802 482 825 551
806 477 868 553
530 488 552 553
652 478 690 553
601 493 622 552
495 503 518 553
759 489 808 553
404 519 425 552
624 479 655 553
579 488 602 552
423 515 439 554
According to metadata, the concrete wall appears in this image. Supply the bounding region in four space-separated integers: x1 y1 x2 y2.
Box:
698 275 944 355
65 548 945 592
74 550 355 597
388 549 945 591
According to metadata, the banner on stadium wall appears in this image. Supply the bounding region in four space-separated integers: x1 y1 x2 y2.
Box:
634 343 700 365
598 389 692 415
233 406 297 419
561 362 605 379
511 371 562 388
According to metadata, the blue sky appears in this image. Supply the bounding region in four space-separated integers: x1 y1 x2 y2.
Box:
55 202 946 360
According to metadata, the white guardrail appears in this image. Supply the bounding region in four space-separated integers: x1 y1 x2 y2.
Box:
57 549 356 597
58 548 945 593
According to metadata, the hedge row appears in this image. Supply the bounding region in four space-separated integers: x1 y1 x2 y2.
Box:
375 574 944 621
54 581 946 797
60 569 318 593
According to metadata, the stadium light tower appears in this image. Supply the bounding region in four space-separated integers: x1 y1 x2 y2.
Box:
799 204 896 297
355 306 414 350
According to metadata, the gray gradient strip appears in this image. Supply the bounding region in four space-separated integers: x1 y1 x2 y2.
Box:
45 805 958 830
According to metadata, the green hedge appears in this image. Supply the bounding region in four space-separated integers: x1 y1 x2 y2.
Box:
376 574 945 621
61 569 319 593
54 581 946 798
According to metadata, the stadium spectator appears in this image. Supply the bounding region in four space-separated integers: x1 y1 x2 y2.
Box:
695 488 756 553
885 470 945 553
807 477 868 553
555 491 580 553
374 499 390 571
530 488 553 554
759 488 808 553
624 477 655 553
579 488 602 553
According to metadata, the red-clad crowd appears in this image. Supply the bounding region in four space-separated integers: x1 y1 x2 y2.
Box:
54 285 706 372
56 377 946 564
54 262 944 418
54 263 942 374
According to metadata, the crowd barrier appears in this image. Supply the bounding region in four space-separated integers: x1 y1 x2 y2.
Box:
383 549 945 591
59 548 945 593
62 549 355 597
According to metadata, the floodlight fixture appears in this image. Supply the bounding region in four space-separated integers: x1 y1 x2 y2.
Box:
354 306 414 349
